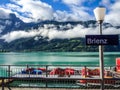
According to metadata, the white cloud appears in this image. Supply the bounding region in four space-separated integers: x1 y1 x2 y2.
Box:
47 25 97 39
61 0 92 21
1 23 120 43
100 0 112 8
54 10 77 21
105 0 120 26
0 30 40 42
2 0 54 22
103 27 120 35
0 0 119 25
0 0 92 22
62 0 84 6
71 6 92 20
0 8 11 19
54 6 92 21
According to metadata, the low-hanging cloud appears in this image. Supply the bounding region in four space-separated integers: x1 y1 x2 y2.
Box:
0 30 40 42
0 24 120 43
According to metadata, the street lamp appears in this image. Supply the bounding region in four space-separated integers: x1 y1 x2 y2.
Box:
93 7 106 90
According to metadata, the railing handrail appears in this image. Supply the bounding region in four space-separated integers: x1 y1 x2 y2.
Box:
0 64 115 66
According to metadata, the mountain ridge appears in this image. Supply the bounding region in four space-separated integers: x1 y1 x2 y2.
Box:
0 13 119 52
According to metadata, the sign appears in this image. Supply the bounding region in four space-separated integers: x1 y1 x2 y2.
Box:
86 35 119 45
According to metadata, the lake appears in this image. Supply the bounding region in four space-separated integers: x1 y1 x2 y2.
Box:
0 52 120 66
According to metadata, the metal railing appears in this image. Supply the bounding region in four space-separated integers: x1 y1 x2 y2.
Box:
0 65 119 90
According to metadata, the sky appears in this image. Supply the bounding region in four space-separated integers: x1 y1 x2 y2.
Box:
0 0 118 23
0 0 120 43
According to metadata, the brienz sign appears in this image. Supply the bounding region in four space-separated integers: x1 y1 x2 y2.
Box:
86 35 119 45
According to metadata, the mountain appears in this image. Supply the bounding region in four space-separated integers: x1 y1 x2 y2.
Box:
0 13 23 34
0 13 119 52
0 13 37 34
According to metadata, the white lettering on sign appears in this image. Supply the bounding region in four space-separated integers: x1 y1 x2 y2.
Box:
87 38 108 44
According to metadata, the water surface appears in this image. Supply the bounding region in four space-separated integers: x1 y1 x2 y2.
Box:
0 52 119 66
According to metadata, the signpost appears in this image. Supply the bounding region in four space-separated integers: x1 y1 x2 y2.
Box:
86 35 119 45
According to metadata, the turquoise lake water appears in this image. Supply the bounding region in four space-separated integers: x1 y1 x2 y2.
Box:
0 52 120 66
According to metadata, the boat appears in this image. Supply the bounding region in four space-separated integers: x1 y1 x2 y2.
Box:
78 68 116 86
21 68 43 75
49 68 75 77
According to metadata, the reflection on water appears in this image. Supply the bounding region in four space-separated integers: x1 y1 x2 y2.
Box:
0 52 119 66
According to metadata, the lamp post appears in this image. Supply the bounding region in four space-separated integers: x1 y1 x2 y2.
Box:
93 7 106 90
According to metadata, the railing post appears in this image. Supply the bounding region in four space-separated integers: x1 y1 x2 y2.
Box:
26 64 30 87
27 64 29 69
2 78 4 90
6 65 12 90
45 65 48 88
8 65 11 78
46 65 48 77
109 66 111 70
84 66 88 87
84 66 87 78
26 65 30 78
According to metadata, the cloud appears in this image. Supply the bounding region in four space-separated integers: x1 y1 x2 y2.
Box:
61 0 93 21
0 8 11 19
47 25 97 39
103 27 120 35
0 30 40 42
0 0 93 22
100 0 113 8
54 10 80 22
70 6 92 21
0 0 119 26
62 0 84 6
1 0 54 22
104 0 120 26
1 23 120 43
